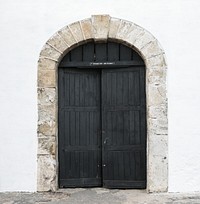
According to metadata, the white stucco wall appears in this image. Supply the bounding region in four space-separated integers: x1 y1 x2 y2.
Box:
0 0 200 192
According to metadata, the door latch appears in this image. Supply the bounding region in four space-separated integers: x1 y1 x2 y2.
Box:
104 138 108 144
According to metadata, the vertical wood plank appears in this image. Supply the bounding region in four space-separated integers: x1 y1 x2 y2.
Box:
95 43 107 61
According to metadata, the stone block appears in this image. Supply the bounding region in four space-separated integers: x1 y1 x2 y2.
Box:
38 88 56 105
125 24 144 45
37 155 57 191
69 22 84 43
147 84 167 106
148 104 167 120
148 135 168 157
92 15 110 41
147 154 168 192
108 17 121 39
38 121 56 136
116 20 132 40
141 40 164 59
38 58 57 70
58 26 77 47
147 67 167 85
133 31 155 50
38 70 56 88
38 136 56 155
47 33 69 53
146 53 167 68
38 104 56 124
40 44 61 61
148 117 168 135
80 18 93 40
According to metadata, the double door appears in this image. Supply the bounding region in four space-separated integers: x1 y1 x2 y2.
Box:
58 66 146 188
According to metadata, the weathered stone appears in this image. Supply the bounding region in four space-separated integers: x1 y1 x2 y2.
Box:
147 67 167 85
38 121 56 136
148 154 168 192
58 26 77 47
69 22 84 43
38 88 56 105
148 117 168 135
148 105 167 120
108 17 121 39
146 53 167 68
38 58 57 70
125 24 144 45
141 40 164 59
38 136 56 155
38 104 56 123
147 85 167 106
40 44 61 60
38 70 56 88
47 33 69 53
148 135 168 157
92 15 110 41
37 155 57 191
133 31 155 50
80 18 93 40
116 20 132 40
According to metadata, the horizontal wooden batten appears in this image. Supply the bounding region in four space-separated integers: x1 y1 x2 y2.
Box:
60 178 102 187
103 180 146 189
105 145 145 151
62 146 101 151
59 61 145 68
59 107 100 111
102 106 145 111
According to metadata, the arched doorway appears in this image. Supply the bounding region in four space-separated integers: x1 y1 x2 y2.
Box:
37 15 168 192
58 42 146 188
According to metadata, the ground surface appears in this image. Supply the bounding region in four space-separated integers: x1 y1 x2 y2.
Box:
1 188 200 204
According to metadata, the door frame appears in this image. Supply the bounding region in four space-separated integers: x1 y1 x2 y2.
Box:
37 15 168 192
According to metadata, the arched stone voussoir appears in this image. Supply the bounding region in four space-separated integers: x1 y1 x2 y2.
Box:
80 18 93 41
115 19 133 40
145 53 167 70
68 21 84 44
58 25 79 49
133 30 156 50
39 44 62 62
46 32 69 54
108 17 120 39
38 58 58 70
141 39 165 59
91 15 110 42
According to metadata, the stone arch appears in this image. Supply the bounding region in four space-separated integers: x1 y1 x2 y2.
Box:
37 15 168 192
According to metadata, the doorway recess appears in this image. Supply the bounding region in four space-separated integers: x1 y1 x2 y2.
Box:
37 15 168 192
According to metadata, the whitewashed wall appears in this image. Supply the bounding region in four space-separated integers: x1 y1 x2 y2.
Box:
0 0 200 192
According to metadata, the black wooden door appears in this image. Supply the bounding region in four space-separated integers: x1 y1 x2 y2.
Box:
58 68 102 187
102 67 146 188
58 42 146 189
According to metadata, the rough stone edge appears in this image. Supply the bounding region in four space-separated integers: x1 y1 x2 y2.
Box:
37 15 168 193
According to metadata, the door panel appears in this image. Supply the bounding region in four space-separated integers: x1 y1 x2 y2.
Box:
102 67 146 188
58 68 102 187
